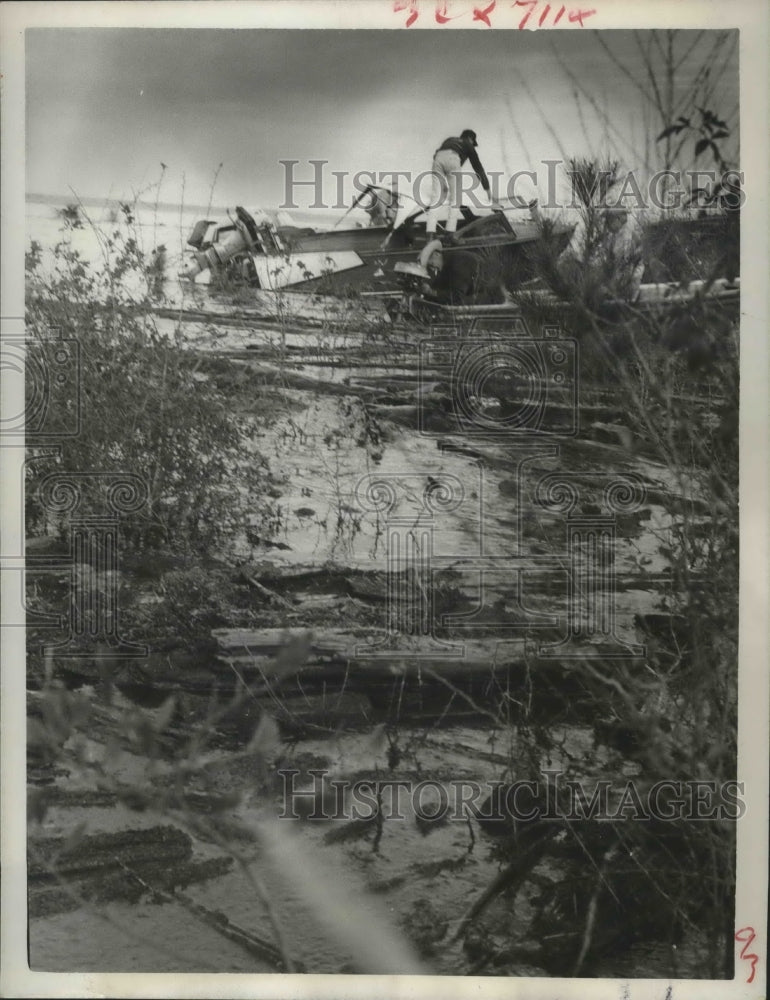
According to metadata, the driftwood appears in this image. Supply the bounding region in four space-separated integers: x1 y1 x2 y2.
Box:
449 827 560 944
117 864 298 971
237 566 297 611
28 826 232 918
214 626 520 678
153 293 385 330
244 361 380 398
213 626 521 723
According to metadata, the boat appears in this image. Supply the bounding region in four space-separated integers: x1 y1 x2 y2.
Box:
395 274 740 324
181 186 575 301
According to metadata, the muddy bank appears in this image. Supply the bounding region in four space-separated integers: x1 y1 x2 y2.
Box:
28 706 721 977
27 299 736 978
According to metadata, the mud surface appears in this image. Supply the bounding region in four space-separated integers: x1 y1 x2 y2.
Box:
26 208 732 976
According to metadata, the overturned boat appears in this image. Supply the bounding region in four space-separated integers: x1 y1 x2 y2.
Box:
181 186 574 302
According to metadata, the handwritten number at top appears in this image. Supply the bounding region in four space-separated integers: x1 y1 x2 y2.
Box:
393 0 596 28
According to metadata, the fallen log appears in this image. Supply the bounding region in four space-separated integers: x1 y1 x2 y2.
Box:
237 566 297 611
117 864 299 971
244 361 381 399
449 828 559 945
28 826 233 918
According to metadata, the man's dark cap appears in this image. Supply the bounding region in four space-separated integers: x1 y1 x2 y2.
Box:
461 129 478 147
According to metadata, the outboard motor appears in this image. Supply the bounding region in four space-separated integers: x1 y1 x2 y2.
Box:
186 219 217 251
182 206 278 281
184 228 249 280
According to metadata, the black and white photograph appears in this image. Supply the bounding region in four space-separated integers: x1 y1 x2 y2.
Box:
1 1 768 996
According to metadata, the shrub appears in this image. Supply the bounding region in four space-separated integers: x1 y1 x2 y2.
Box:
25 220 277 560
503 183 739 976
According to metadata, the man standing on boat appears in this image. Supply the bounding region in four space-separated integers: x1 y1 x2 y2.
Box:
425 129 500 239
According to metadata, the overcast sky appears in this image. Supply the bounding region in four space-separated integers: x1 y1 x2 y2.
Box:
26 28 738 211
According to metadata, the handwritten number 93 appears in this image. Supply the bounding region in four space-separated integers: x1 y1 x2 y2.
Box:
735 926 759 984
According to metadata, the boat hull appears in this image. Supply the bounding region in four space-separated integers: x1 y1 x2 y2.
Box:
246 215 573 296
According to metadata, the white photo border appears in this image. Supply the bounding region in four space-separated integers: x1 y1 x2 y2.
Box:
1 2 767 998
